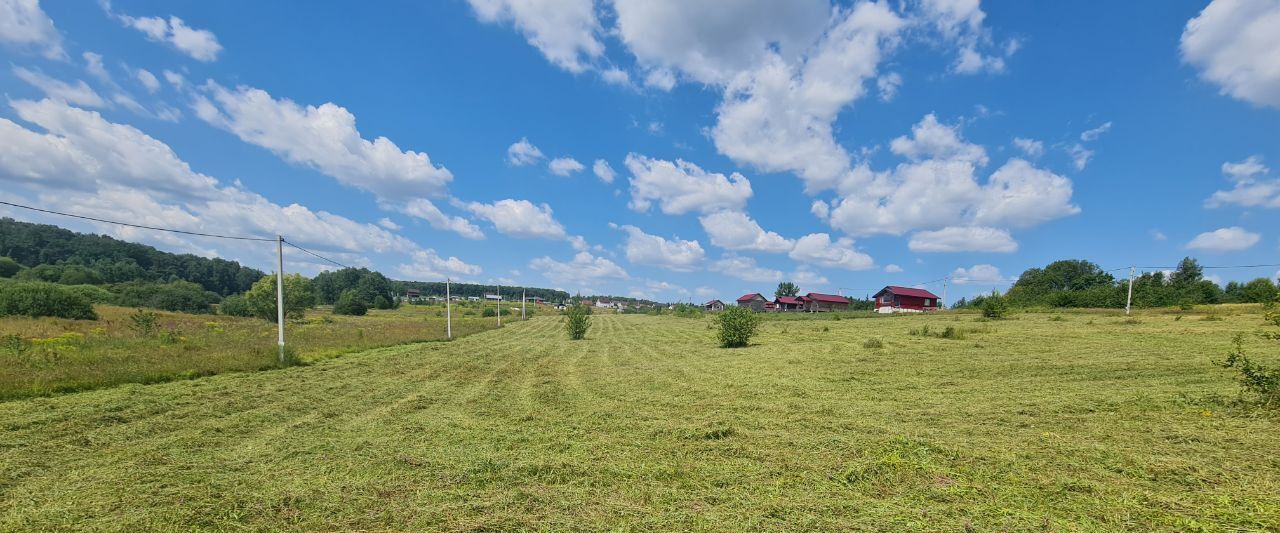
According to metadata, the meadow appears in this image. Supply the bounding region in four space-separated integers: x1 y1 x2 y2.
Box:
0 303 504 400
2 307 1278 530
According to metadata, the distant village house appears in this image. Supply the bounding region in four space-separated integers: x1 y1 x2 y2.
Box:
873 286 940 313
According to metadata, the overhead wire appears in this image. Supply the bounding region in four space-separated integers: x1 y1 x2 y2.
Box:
0 200 276 242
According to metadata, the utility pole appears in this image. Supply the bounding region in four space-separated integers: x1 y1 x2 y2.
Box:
275 235 285 364
497 285 502 327
522 289 527 321
445 278 452 340
1125 266 1135 316
941 277 949 310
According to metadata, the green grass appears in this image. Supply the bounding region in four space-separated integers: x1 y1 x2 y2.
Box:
0 304 499 400
1 309 1278 530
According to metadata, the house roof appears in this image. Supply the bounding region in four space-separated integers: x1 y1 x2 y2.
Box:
876 285 940 299
805 292 848 303
776 296 803 305
704 299 723 306
736 293 765 302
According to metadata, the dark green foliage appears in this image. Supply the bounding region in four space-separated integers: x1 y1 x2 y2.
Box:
1218 334 1279 406
565 304 591 340
64 284 114 304
218 294 253 317
482 307 497 318
0 218 263 294
333 290 368 316
715 306 759 348
671 303 703 318
1007 259 1115 307
0 281 97 320
775 281 799 299
16 264 103 285
0 257 23 278
1223 278 1280 304
312 267 399 308
846 298 875 311
981 292 1009 319
863 338 883 349
373 295 393 310
111 281 221 314
241 274 316 321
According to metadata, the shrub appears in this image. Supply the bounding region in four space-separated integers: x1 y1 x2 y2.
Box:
241 274 316 321
715 306 759 348
981 292 1009 319
482 307 497 318
1217 334 1280 406
0 281 97 320
65 284 114 304
128 309 160 337
0 257 20 278
112 281 220 314
863 338 883 349
333 289 368 316
218 294 253 317
373 295 393 310
565 304 591 340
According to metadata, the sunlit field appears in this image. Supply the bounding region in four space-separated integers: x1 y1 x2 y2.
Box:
1 308 1278 530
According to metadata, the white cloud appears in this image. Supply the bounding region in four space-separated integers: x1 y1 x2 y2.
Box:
1207 155 1280 208
399 199 484 240
625 153 752 215
810 199 830 220
506 137 545 166
908 226 1018 253
13 67 107 108
0 0 64 59
467 0 603 73
396 249 482 280
643 68 676 91
377 217 401 231
592 159 616 183
889 113 988 165
884 264 903 273
530 251 629 288
918 0 1013 75
951 264 1003 285
1012 137 1044 158
952 46 1005 74
712 254 782 283
83 52 109 82
162 69 186 89
115 13 222 62
1151 230 1168 241
788 232 874 270
618 224 706 272
1066 143 1093 171
1186 226 1261 252
698 210 793 253
1181 0 1280 108
972 159 1081 228
464 199 566 240
877 71 902 101
601 67 631 86
695 286 717 298
1080 121 1112 142
135 68 160 93
548 156 585 176
789 267 829 287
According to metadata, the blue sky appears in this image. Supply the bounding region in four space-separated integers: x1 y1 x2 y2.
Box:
1 0 1278 303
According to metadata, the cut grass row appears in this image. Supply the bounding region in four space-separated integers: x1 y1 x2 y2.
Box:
1 308 1277 529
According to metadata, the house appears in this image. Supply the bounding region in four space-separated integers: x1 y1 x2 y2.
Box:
803 292 850 312
484 294 501 301
524 296 544 304
704 299 725 312
405 288 421 299
736 293 768 312
873 286 941 313
775 296 804 311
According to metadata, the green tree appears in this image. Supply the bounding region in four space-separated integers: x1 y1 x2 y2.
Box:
775 281 799 299
1006 259 1115 306
1169 257 1203 289
981 291 1009 319
565 304 591 340
333 289 368 316
242 274 315 321
1241 278 1280 304
0 257 21 278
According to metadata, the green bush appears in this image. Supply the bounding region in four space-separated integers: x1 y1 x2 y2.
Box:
218 294 253 317
64 284 114 304
373 295 393 310
715 306 760 348
0 281 97 320
241 274 316 321
565 304 591 340
482 307 497 318
0 257 20 278
333 289 368 316
1218 334 1280 406
128 309 160 337
111 281 221 314
981 292 1009 319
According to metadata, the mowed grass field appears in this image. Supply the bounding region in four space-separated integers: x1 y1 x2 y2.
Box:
2 309 1278 530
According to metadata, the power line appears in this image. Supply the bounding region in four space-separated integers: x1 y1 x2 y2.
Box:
0 200 275 242
282 239 353 270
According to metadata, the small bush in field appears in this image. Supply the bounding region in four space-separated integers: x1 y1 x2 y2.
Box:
715 306 759 348
981 293 1009 319
1217 334 1280 406
565 304 591 340
863 338 883 349
333 289 368 316
129 309 159 337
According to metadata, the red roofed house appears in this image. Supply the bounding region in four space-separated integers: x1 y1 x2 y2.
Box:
775 296 804 311
803 292 849 312
873 286 941 313
736 293 768 312
704 299 725 312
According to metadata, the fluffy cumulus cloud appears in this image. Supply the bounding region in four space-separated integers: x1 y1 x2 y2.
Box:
1181 0 1280 108
135 68 161 93
467 0 603 73
529 251 628 288
950 264 1004 285
908 226 1018 253
1206 155 1280 208
884 264 904 273
464 199 566 240
548 156 585 176
1186 226 1261 252
592 159 616 183
396 249 482 280
114 10 222 62
698 210 793 253
618 224 706 271
825 114 1077 248
13 67 108 108
918 0 1015 75
789 267 829 287
625 153 752 215
788 233 874 270
1012 137 1044 158
712 254 782 283
400 199 484 240
506 137 545 166
0 98 442 272
0 0 65 59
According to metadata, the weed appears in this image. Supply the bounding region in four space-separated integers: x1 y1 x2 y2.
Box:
1216 334 1280 406
863 338 884 349
2 333 30 358
128 309 159 337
